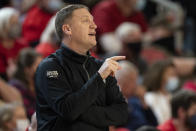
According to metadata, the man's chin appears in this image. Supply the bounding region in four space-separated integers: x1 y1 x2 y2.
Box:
90 41 97 47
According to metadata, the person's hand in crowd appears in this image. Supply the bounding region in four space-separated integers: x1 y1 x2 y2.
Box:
173 57 196 76
98 56 126 80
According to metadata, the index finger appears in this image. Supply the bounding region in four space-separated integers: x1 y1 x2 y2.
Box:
110 56 126 61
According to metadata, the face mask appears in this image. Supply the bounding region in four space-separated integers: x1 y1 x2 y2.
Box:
15 119 30 131
8 23 21 39
165 77 179 92
135 0 146 11
186 114 196 130
47 0 62 12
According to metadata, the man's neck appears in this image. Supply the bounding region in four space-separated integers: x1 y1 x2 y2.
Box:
62 39 88 55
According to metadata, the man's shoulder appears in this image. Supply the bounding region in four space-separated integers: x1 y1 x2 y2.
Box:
37 55 61 72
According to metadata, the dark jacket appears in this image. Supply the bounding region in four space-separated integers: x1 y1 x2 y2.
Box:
35 45 128 131
126 97 158 131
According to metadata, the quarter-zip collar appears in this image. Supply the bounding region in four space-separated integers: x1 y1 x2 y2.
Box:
59 44 90 64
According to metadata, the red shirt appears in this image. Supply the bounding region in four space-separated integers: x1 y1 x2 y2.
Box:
92 0 148 36
158 119 177 131
22 5 54 42
36 42 58 58
0 40 28 73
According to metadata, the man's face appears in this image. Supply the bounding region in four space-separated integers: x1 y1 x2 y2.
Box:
67 8 97 50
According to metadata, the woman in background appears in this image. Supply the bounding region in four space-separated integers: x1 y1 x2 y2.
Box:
142 59 179 124
9 48 42 119
0 7 28 80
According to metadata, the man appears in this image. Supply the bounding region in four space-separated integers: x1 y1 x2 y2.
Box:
35 4 128 131
115 61 157 130
158 90 196 131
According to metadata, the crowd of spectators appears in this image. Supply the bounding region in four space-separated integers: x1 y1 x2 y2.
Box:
0 0 196 131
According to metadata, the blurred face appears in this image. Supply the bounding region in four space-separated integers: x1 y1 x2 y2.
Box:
5 106 26 131
123 30 142 43
162 66 178 88
118 0 137 8
116 0 137 16
14 106 29 131
119 71 138 98
40 0 63 13
66 8 97 51
5 14 21 39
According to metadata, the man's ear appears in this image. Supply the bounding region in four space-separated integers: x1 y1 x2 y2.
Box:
62 24 72 36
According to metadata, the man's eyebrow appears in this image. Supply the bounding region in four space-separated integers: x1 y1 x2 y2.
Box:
78 15 94 19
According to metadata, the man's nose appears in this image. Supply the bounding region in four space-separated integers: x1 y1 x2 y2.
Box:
90 21 97 29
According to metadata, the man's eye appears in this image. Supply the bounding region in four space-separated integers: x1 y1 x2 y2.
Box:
82 19 90 23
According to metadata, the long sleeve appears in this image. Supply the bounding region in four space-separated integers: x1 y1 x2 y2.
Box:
79 76 128 127
143 107 158 126
35 60 105 122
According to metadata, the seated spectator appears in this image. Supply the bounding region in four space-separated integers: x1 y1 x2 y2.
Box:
158 90 196 131
143 59 179 124
9 48 42 119
115 22 148 75
0 102 29 131
92 0 148 35
0 7 28 80
22 0 64 47
115 61 158 131
91 0 148 54
36 16 60 58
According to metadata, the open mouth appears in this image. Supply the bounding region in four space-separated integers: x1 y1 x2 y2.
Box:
88 33 96 36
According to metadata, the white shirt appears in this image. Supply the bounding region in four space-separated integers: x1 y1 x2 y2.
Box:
145 91 171 124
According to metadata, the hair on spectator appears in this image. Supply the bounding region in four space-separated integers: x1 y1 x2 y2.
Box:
13 48 41 87
0 7 19 39
115 60 138 80
136 126 160 131
0 102 22 130
143 59 175 91
115 22 141 42
0 104 14 130
171 89 196 118
55 4 88 40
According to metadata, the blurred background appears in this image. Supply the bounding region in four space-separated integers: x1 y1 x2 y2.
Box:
0 0 196 131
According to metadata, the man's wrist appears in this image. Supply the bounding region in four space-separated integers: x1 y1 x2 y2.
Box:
97 72 106 83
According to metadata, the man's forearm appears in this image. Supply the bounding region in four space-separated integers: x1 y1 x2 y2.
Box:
79 103 128 127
